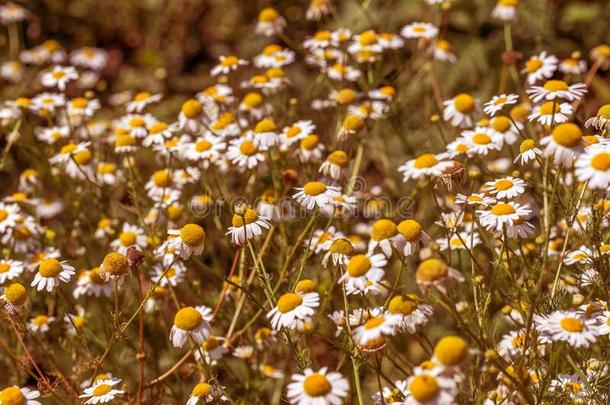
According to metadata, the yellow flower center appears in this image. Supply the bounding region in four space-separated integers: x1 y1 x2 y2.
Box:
346 254 372 277
519 139 536 153
434 335 468 365
258 7 279 22
239 140 258 156
499 0 518 5
71 97 89 108
342 115 364 131
153 170 172 187
220 55 239 67
134 91 151 101
416 258 448 282
212 112 235 130
52 70 66 80
539 101 559 115
454 93 475 113
525 58 543 73
303 181 327 196
397 219 422 241
0 263 10 273
4 283 26 305
33 315 49 327
472 133 491 145
295 279 315 293
0 386 25 405
192 383 212 397
39 258 62 277
242 92 262 108
119 231 136 246
180 223 206 247
551 123 582 147
300 135 319 150
181 99 203 119
358 31 377 46
493 97 508 105
92 384 112 397
115 134 137 147
380 86 396 97
388 295 418 315
560 317 583 332
597 104 610 119
303 373 331 397
174 307 203 330
543 80 568 92
409 375 439 402
326 151 348 167
335 89 357 105
149 122 168 134
371 219 397 241
232 208 259 227
494 179 513 191
61 143 78 155
285 126 302 138
329 238 354 256
263 44 282 55
276 293 303 313
266 68 284 78
414 154 438 169
73 149 92 165
254 118 277 133
101 252 129 276
196 140 212 152
314 30 332 41
491 203 516 215
0 210 7 221
591 152 610 171
491 116 511 133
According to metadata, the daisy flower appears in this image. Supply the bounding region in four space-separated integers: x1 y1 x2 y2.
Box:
249 118 279 148
280 120 314 149
306 0 334 21
254 44 295 68
40 65 78 90
126 91 163 113
339 253 387 295
368 219 403 257
398 153 453 182
163 223 206 259
401 22 439 40
443 93 478 128
378 32 405 49
403 370 458 405
293 181 340 210
0 259 24 284
187 382 226 404
1 282 27 313
267 291 320 330
170 306 212 348
327 63 361 82
431 39 456 63
460 126 504 156
478 201 532 232
560 55 587 75
322 238 355 267
514 139 542 165
575 144 610 189
110 223 147 255
99 252 130 281
353 309 401 351
255 7 286 36
484 93 519 116
226 207 271 245
373 380 408 404
535 310 599 348
484 176 527 199
70 47 108 70
415 258 464 294
227 137 266 170
397 219 431 256
0 386 41 405
492 0 519 21
526 79 587 102
337 114 365 140
528 101 573 126
388 294 433 334
211 55 248 76
177 98 206 133
0 202 20 233
80 378 124 404
286 367 349 405
28 314 54 334
522 51 557 84
297 134 325 163
437 232 482 251
319 150 349 180
549 374 590 400
585 104 610 132
540 123 584 167
0 2 29 24
31 258 75 292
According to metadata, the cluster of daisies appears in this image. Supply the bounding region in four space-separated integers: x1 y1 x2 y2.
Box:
2 0 610 404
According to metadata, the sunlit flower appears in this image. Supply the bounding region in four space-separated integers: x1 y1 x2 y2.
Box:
80 378 124 404
268 291 320 330
443 93 478 127
522 51 557 84
286 367 349 405
40 65 78 90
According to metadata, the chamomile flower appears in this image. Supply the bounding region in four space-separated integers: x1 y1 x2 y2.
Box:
461 126 504 156
187 382 226 404
31 258 75 292
111 223 147 255
0 259 24 283
560 55 587 75
319 150 349 180
484 94 519 116
226 207 271 245
535 310 599 348
398 153 453 181
306 0 334 21
443 93 478 128
293 181 340 210
227 137 266 170
522 51 558 84
492 0 519 21
387 294 433 333
397 219 431 256
0 386 41 405
267 291 320 330
403 371 458 405
180 134 225 166
514 139 542 165
540 123 584 167
431 39 456 63
415 258 464 294
368 219 403 257
177 98 206 133
211 55 248 76
528 101 572 126
484 176 527 199
80 378 124 404
170 306 212 348
40 65 78 90
126 91 163 113
256 7 286 36
339 253 387 294
585 104 610 132
164 223 206 259
286 367 349 405
254 44 295 68
327 63 361 82
322 238 354 267
437 231 482 251
352 309 401 351
0 282 28 313
575 144 610 189
526 80 587 102
28 314 54 334
478 201 532 232
0 2 29 24
195 335 229 363
280 120 314 149
401 22 439 39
